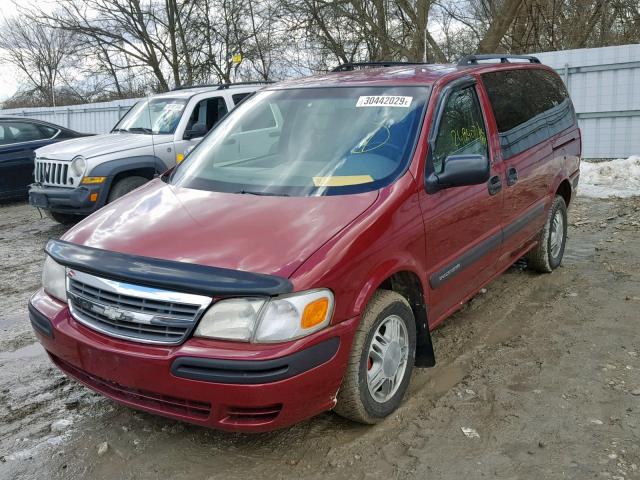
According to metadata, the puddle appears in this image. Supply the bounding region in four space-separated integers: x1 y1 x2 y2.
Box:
0 342 45 362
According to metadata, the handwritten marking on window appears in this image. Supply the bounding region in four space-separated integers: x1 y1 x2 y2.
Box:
450 124 487 148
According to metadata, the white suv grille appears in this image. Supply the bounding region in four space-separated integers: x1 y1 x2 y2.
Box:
35 158 74 187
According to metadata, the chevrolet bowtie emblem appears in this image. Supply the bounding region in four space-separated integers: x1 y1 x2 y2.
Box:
96 305 129 321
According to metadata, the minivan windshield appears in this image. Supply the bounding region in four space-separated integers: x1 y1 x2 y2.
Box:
113 98 187 135
170 86 429 196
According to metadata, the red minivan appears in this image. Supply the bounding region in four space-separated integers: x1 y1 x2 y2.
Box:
30 55 581 432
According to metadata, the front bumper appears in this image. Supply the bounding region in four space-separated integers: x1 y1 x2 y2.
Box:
28 183 106 215
30 289 358 432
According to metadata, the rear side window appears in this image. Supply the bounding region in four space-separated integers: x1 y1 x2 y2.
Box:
0 124 10 144
481 69 575 159
1 122 49 144
186 97 228 133
38 125 59 138
232 92 253 105
431 86 488 173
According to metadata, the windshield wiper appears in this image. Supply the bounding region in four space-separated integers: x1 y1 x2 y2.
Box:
112 127 153 134
236 189 289 197
126 127 154 134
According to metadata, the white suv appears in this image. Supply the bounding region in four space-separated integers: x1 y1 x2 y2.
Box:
29 83 267 223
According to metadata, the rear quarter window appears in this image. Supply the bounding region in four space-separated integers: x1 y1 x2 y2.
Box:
481 68 575 159
232 92 253 105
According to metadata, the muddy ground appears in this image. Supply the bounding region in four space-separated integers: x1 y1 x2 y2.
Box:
1 196 639 480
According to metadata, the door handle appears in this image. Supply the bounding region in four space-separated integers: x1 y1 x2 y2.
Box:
488 175 502 196
506 167 518 186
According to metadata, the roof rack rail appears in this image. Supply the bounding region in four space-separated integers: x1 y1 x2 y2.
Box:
171 81 274 91
171 83 220 91
332 61 429 72
457 54 541 66
216 81 274 90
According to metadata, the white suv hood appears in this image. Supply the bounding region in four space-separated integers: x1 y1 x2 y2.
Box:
35 132 166 160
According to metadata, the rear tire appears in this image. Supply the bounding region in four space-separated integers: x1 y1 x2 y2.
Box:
45 210 83 225
107 176 148 203
334 290 416 424
527 195 567 272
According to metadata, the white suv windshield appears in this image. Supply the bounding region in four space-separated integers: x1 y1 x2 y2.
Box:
170 86 429 196
113 98 187 135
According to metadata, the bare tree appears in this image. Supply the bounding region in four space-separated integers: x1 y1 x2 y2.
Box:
3 0 640 109
35 0 173 91
0 17 77 105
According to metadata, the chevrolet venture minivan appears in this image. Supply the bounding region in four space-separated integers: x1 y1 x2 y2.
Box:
30 55 581 432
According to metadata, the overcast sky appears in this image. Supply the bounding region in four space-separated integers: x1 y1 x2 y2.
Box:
0 0 56 101
0 0 33 102
0 1 23 100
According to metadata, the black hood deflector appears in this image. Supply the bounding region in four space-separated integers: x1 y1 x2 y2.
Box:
46 239 293 297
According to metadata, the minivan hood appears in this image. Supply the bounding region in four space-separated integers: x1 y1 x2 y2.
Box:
63 180 378 279
36 133 162 160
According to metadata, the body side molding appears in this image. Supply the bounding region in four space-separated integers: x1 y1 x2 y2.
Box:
429 201 546 289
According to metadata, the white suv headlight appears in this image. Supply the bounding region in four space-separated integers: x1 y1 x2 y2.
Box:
42 256 67 302
70 156 86 177
194 289 334 343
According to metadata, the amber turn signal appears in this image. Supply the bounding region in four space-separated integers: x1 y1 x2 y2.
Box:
81 176 106 184
301 297 330 329
90 193 98 202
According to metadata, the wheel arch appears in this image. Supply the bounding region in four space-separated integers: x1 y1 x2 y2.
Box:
89 155 165 180
549 172 573 208
555 178 572 207
354 265 435 368
89 155 163 200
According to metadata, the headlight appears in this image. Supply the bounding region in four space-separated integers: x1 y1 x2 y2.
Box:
194 289 334 343
70 156 86 177
193 297 264 341
42 256 67 302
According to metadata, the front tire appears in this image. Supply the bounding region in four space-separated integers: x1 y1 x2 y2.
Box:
107 176 148 203
334 290 416 424
527 195 568 272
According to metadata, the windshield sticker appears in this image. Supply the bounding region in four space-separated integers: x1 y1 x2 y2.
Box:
313 175 374 187
356 96 413 108
164 103 185 112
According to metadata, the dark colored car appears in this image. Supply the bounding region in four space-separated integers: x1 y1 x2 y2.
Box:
0 117 87 200
30 55 581 432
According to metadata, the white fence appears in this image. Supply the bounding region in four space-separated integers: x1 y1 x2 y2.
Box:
533 44 640 159
0 98 140 134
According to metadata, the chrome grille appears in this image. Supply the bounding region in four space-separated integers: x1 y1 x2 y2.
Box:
66 270 212 345
35 158 72 186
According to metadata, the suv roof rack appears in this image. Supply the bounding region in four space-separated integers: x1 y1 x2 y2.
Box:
171 81 274 91
331 61 429 72
457 54 541 66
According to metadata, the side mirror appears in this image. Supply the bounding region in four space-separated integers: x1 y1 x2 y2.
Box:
425 154 490 194
184 122 208 140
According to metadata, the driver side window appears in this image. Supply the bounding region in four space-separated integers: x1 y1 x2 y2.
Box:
432 86 488 173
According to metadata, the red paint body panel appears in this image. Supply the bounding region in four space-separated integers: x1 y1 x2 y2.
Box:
34 62 582 431
32 289 358 432
64 182 378 279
